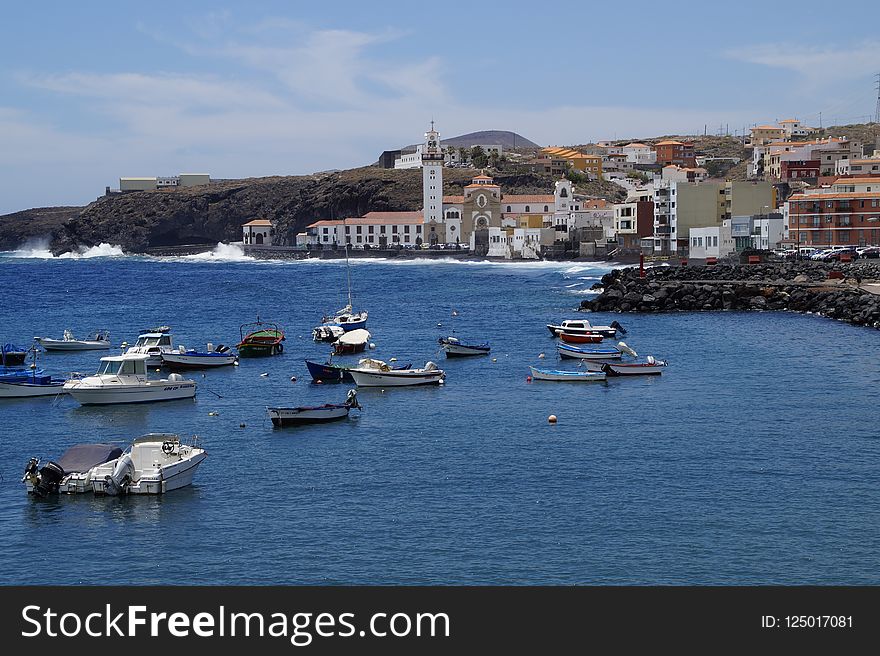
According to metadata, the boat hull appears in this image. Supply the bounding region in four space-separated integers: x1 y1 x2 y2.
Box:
63 381 197 405
162 353 237 368
36 339 110 351
558 332 603 344
92 452 207 495
439 338 490 357
602 363 666 376
528 366 606 382
0 380 67 397
237 342 283 357
305 360 352 383
557 345 623 360
349 369 444 387
268 405 351 426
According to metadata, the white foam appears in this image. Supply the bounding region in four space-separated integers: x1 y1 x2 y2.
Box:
182 242 255 262
7 238 124 259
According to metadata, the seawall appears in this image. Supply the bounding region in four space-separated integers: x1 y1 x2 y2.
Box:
580 261 880 330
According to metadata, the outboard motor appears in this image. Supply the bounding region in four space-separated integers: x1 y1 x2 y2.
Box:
29 460 65 497
610 320 627 335
102 453 134 496
424 361 438 372
215 344 229 353
345 389 361 410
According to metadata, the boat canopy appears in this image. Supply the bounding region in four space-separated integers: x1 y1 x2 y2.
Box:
55 444 124 474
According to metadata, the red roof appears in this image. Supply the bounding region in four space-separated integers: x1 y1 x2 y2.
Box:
307 211 423 228
501 195 554 204
443 195 464 204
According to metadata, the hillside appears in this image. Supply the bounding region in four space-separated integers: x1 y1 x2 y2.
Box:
3 167 613 255
402 130 539 151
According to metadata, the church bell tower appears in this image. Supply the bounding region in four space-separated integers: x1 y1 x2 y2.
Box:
422 121 444 226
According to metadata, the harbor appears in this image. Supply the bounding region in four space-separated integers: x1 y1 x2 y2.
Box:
2 252 879 585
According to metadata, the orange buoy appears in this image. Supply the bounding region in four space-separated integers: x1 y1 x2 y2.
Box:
526 375 532 382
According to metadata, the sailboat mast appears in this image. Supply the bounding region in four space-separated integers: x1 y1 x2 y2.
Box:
344 218 352 308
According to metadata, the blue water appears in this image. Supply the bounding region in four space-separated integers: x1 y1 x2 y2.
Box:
1 248 879 585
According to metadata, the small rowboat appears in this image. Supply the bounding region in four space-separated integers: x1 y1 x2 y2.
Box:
558 332 603 344
268 389 362 426
237 318 285 357
161 343 237 369
304 359 411 383
0 375 67 397
579 355 666 375
528 366 606 382
333 329 371 355
438 336 490 357
348 360 445 387
601 358 667 376
557 341 637 360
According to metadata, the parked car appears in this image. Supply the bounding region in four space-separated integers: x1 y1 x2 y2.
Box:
827 247 859 261
857 246 880 258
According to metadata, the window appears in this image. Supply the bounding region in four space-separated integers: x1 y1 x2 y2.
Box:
356 226 362 234
713 236 718 247
392 226 398 233
323 235 328 242
698 237 703 246
525 206 530 212
368 226 374 234
417 225 422 233
506 206 511 212
345 226 351 234
356 236 362 243
380 225 386 234
544 205 549 212
404 235 410 243
404 225 410 234
323 227 328 234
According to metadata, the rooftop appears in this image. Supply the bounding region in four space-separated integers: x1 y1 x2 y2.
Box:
242 219 272 227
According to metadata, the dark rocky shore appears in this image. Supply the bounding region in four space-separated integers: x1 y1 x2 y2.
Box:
580 261 880 329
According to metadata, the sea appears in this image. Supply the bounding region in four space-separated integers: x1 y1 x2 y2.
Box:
1 242 879 585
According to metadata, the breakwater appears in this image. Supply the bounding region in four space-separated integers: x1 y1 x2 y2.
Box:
581 261 880 329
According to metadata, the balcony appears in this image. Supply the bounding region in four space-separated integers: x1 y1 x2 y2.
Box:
655 226 672 235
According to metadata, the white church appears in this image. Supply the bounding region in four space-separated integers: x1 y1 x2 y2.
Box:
297 123 605 258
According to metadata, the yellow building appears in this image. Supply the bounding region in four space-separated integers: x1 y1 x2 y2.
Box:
749 125 785 146
541 147 603 179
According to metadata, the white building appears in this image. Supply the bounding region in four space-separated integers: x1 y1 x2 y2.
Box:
835 157 880 176
751 214 785 250
299 212 424 247
242 219 273 246
622 143 656 165
394 147 423 169
119 172 210 192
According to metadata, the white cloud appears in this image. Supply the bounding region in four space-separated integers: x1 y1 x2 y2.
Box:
726 40 880 82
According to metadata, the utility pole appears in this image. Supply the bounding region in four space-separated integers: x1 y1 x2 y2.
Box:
875 73 880 124
819 112 822 129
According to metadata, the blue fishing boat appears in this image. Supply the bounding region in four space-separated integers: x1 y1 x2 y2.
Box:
305 358 410 383
0 367 44 382
0 372 67 397
528 366 606 382
438 336 490 357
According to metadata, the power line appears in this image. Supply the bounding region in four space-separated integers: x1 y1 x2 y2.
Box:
875 72 880 124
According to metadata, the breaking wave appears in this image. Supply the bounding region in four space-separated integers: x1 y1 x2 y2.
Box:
6 238 125 259
181 243 255 262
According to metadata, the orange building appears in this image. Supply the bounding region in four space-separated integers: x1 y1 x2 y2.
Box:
653 140 696 167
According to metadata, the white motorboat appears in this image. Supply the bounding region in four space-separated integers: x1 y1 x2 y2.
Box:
23 443 125 496
125 327 174 367
161 342 237 368
268 389 362 426
312 324 345 342
438 336 490 357
63 354 197 405
556 341 637 360
546 319 626 338
528 366 606 382
348 359 445 387
602 356 668 376
91 434 207 495
35 329 111 351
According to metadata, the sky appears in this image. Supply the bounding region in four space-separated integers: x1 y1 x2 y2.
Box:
1 0 879 214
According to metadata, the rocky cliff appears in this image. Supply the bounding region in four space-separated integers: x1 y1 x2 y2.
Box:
0 167 624 255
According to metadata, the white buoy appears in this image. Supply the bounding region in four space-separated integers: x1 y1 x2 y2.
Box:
290 376 297 382
389 357 397 362
208 411 218 417
538 353 545 359
233 360 240 366
492 358 497 362
548 414 557 424
369 343 376 349
260 372 268 377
